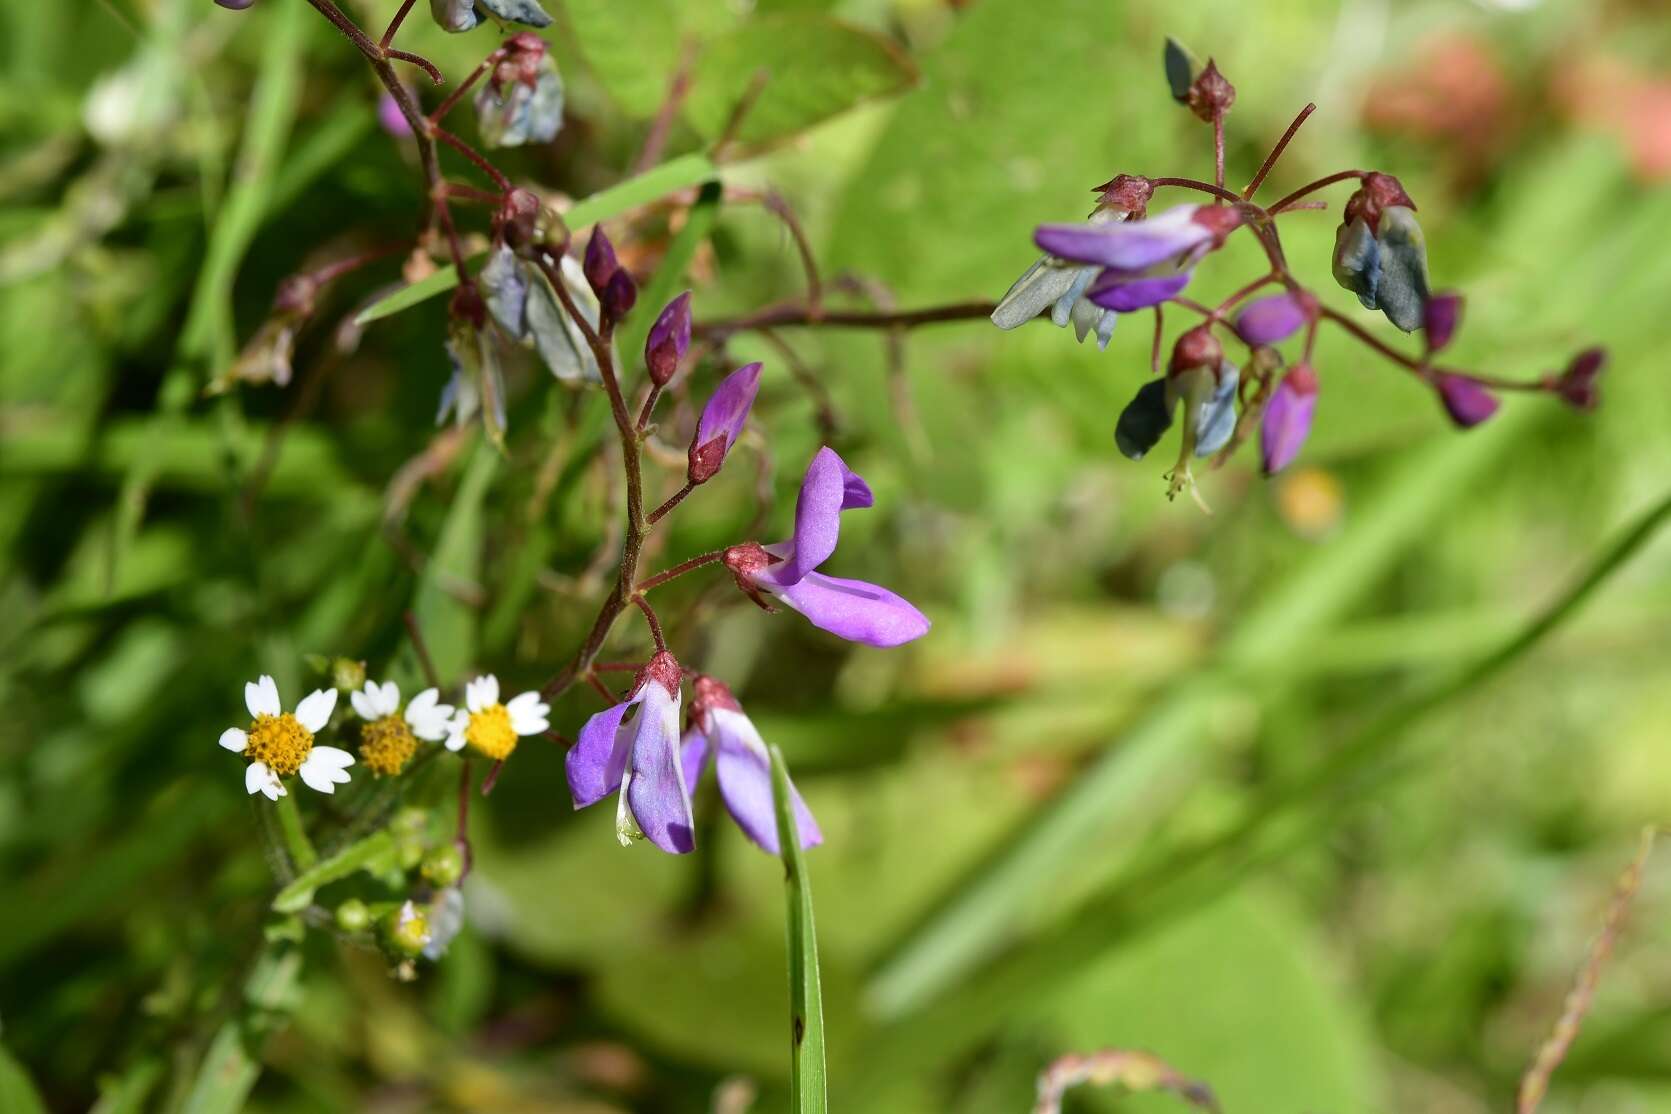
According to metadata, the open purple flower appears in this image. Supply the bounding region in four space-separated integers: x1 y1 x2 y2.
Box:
566 652 693 853
723 448 930 648
1260 364 1318 474
682 676 821 853
689 362 761 484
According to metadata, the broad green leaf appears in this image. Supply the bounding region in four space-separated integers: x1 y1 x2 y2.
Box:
270 830 395 914
772 745 827 1114
559 0 684 116
0 1043 48 1114
683 16 918 149
353 152 719 326
409 441 497 684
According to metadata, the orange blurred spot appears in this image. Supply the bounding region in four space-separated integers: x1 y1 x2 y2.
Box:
1275 467 1343 540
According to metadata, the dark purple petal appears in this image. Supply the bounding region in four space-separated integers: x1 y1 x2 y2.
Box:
695 362 762 453
776 447 856 585
1435 374 1499 428
1234 292 1309 346
645 291 692 385
567 699 633 807
1033 206 1209 271
1260 366 1318 475
773 571 930 648
583 228 618 296
1086 269 1191 312
1424 291 1463 352
680 727 711 792
624 682 694 854
709 709 821 853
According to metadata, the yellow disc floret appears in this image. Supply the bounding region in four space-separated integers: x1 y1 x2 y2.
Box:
360 715 417 777
464 703 517 760
245 713 314 776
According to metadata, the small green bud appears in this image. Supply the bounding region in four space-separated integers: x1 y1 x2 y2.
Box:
331 658 367 693
421 844 465 888
335 898 371 934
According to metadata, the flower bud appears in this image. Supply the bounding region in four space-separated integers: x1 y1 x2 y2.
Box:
1186 59 1236 123
335 898 371 934
421 844 465 888
1234 291 1314 347
498 188 542 251
1435 374 1498 428
1115 378 1175 461
1168 325 1222 374
1092 173 1155 217
215 0 257 8
474 51 563 148
689 361 762 484
1423 291 1463 352
383 900 431 958
1260 364 1318 475
1551 347 1606 411
582 227 618 297
645 291 692 386
602 268 637 322
331 657 368 693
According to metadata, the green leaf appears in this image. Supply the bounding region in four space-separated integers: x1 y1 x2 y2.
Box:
270 830 395 914
180 946 302 1114
617 178 722 374
772 745 827 1114
0 1042 48 1114
684 15 918 149
558 0 685 116
353 152 719 326
409 441 497 685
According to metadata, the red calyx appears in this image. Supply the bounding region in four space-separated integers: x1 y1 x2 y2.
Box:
722 542 780 613
1190 204 1245 246
1092 174 1155 217
1186 60 1236 123
1343 172 1417 235
689 674 742 724
637 650 683 696
1168 325 1224 374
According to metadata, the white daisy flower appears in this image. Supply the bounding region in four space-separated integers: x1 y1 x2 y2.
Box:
348 679 457 776
444 674 550 760
219 674 354 799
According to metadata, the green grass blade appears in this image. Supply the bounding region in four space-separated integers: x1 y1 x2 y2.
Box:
179 945 302 1114
270 830 394 915
617 178 722 373
771 745 827 1114
0 1042 48 1114
353 152 720 326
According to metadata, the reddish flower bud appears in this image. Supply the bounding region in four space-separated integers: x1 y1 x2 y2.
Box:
1260 364 1318 475
1343 171 1417 236
645 291 692 386
582 228 618 298
1186 59 1236 123
1435 374 1498 428
1424 290 1463 353
602 268 637 321
1091 173 1155 217
1168 325 1223 375
497 188 542 250
1550 347 1606 411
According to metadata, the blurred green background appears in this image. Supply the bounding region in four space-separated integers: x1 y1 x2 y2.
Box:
3 0 1670 1111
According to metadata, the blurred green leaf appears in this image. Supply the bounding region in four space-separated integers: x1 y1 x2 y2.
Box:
773 744 827 1114
270 831 395 914
410 441 496 684
617 178 721 373
0 1043 48 1114
179 946 302 1114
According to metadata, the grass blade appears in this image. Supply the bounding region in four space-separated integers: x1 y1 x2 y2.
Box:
270 830 395 914
770 745 827 1114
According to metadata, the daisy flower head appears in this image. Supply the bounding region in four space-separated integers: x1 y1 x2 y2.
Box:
349 679 457 777
219 674 354 799
445 674 550 761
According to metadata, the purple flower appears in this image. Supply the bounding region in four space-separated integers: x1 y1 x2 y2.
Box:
1035 204 1230 271
1260 364 1318 474
1551 347 1606 411
583 228 618 297
1234 291 1313 346
1086 268 1192 312
566 652 693 853
682 676 821 853
689 362 761 484
1424 291 1463 353
1435 374 1499 428
645 291 691 386
724 448 930 648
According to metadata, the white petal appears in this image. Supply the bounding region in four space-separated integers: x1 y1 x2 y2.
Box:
473 674 500 710
298 759 336 794
245 761 274 796
264 777 286 801
444 722 468 752
409 704 456 742
246 675 281 718
377 681 400 717
350 688 378 721
306 745 356 769
407 687 438 717
506 691 551 736
294 688 338 733
219 727 248 753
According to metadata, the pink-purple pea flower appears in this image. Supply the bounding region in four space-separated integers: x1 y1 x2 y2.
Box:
682 676 821 854
1033 204 1242 314
689 361 761 485
1435 374 1499 428
1260 364 1318 475
723 448 930 648
1424 291 1463 353
567 652 693 854
1234 291 1314 347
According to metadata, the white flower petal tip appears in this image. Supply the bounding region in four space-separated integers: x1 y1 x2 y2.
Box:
308 745 356 769
245 761 284 799
294 688 339 733
219 727 248 753
246 675 281 718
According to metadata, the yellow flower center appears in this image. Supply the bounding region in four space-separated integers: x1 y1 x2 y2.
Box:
245 713 313 776
464 703 517 760
360 715 417 777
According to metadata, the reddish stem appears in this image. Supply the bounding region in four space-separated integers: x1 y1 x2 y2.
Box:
387 49 443 85
637 549 723 592
379 0 418 48
633 594 667 650
646 481 696 526
1244 103 1316 200
435 127 512 191
1269 169 1366 214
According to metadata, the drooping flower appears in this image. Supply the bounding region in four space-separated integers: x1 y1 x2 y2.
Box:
437 314 508 449
567 652 693 853
422 888 465 960
430 0 552 34
682 676 821 854
473 37 563 148
1331 172 1430 333
722 448 930 648
645 291 692 385
1115 379 1174 461
219 675 354 799
1260 364 1318 475
688 361 762 484
1234 291 1314 347
1035 204 1240 273
478 244 605 385
1434 373 1499 428
444 674 550 761
1114 327 1240 504
349 680 456 777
